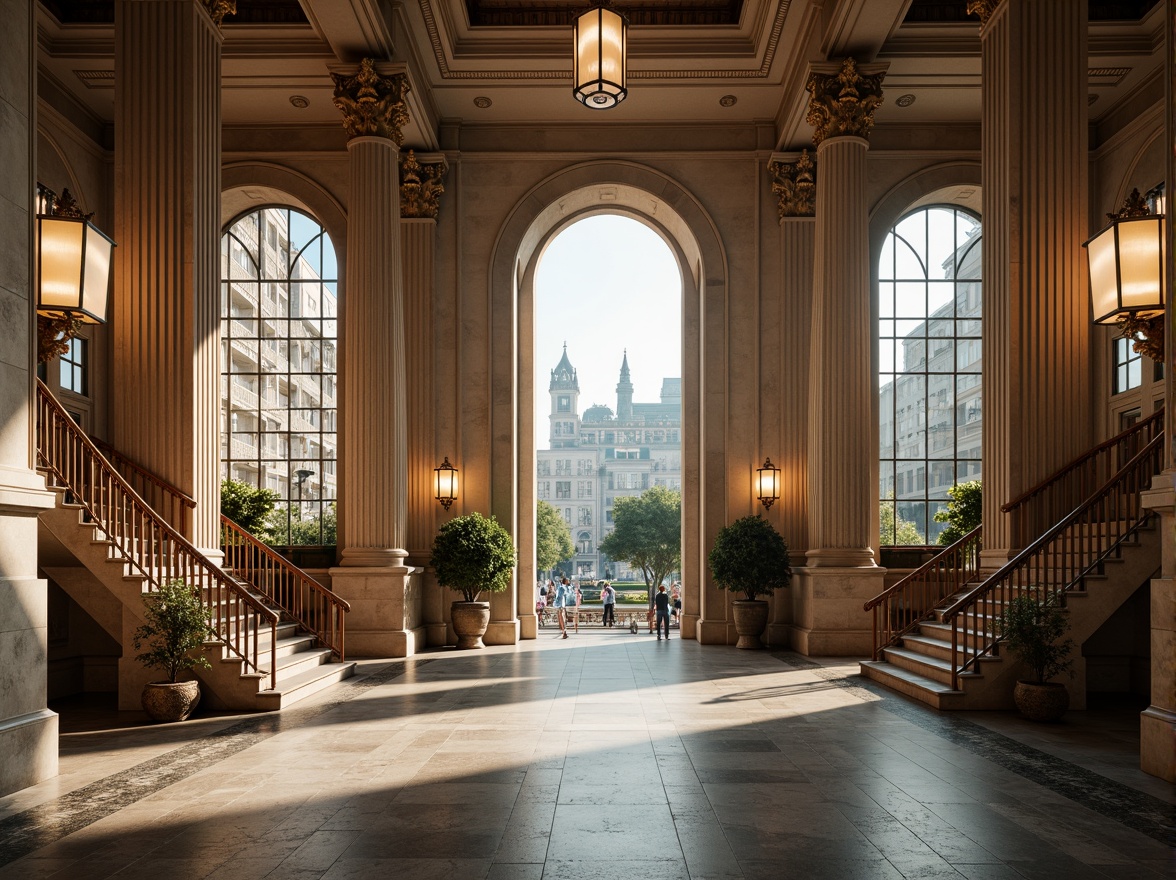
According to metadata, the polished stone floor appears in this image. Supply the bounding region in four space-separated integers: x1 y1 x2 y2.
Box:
0 632 1172 879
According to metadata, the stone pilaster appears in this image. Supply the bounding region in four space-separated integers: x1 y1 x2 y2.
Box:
327 60 422 657
977 0 1090 563
113 0 223 551
0 0 58 798
796 58 886 654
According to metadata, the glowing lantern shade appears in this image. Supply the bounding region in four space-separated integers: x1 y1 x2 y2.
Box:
573 6 627 109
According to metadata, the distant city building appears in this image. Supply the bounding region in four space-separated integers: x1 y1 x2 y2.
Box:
538 346 681 580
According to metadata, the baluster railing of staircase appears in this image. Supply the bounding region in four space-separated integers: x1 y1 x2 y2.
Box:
93 437 196 535
35 380 279 688
944 432 1162 689
1001 408 1162 548
220 515 350 660
863 526 983 660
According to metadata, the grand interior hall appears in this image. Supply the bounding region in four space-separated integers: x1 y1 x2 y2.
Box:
0 0 1174 876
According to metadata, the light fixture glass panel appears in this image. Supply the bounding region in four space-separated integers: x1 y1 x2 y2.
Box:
38 217 85 311
82 224 113 321
1086 225 1121 323
573 7 626 109
1115 217 1164 311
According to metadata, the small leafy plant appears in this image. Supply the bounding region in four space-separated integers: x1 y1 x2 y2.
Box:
430 512 518 603
935 480 982 545
132 578 213 683
708 515 792 601
999 593 1074 684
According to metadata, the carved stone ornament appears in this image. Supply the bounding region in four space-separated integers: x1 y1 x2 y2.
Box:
399 150 447 219
38 315 84 365
966 0 1002 26
1109 188 1151 221
805 58 885 146
331 59 412 145
767 150 816 220
203 0 237 26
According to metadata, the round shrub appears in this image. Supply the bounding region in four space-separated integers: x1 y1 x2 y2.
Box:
708 515 792 601
430 512 518 603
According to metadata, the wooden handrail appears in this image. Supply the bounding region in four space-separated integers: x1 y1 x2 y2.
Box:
943 432 1162 689
93 437 196 534
221 515 350 660
863 525 983 660
1000 409 1162 547
36 380 278 688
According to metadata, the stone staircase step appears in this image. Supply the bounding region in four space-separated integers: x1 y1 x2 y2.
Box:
255 660 357 711
880 645 958 685
858 661 966 710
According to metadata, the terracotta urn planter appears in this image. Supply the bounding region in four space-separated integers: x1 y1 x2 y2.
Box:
451 601 492 649
141 680 201 722
1013 681 1069 722
732 599 770 649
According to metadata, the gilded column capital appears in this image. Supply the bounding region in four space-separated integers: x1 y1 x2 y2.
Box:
966 0 1003 26
767 150 816 220
203 0 236 26
331 59 411 145
805 58 885 146
400 150 448 219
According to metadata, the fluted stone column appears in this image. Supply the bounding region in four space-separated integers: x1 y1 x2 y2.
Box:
398 151 452 646
1138 1 1176 783
766 152 815 646
327 60 422 657
973 0 1091 563
113 0 226 551
0 1 58 797
797 59 886 655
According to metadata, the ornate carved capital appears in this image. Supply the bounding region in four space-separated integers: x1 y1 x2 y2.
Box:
805 58 885 146
767 150 816 220
203 0 236 26
966 0 1002 26
331 59 411 145
399 150 448 219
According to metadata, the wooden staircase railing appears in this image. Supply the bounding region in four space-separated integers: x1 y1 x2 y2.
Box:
1001 408 1162 548
35 379 279 688
220 516 350 660
92 437 197 534
864 526 983 660
943 432 1162 689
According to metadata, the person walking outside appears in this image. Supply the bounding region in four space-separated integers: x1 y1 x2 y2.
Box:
553 577 571 639
671 582 682 628
654 584 671 640
601 580 616 627
573 583 583 633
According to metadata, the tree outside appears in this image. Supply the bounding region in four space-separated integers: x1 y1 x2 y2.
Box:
881 492 924 545
598 485 681 606
934 480 981 545
536 499 574 575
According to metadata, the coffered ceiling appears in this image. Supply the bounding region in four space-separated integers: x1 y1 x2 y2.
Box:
35 0 1167 153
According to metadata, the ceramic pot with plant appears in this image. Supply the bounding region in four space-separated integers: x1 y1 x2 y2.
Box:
430 512 517 648
999 593 1074 722
132 578 213 722
708 514 792 648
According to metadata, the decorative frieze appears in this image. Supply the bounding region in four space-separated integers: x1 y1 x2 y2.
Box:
805 58 885 145
966 0 1002 26
331 59 411 144
768 150 816 220
400 150 447 219
203 0 236 26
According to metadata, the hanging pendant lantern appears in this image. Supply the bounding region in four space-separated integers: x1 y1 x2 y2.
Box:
573 5 627 110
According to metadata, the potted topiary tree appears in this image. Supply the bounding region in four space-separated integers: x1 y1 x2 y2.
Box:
430 512 517 649
708 514 792 648
132 578 213 722
999 593 1074 722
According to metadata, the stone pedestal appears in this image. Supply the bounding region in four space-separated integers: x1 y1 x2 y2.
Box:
1139 473 1176 782
788 567 881 655
329 563 424 657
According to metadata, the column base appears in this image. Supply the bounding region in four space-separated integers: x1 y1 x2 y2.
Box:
680 612 698 641
485 619 520 646
1140 706 1176 782
519 614 538 640
328 560 423 658
697 619 732 645
766 622 791 648
0 709 58 797
805 548 878 568
789 566 886 656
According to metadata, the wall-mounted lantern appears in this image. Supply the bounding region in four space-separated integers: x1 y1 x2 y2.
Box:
434 457 459 511
756 458 781 511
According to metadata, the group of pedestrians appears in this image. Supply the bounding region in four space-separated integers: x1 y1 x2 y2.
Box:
538 577 581 639
536 578 680 640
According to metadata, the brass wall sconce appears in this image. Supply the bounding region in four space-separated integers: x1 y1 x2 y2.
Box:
1084 187 1166 361
35 185 115 363
434 457 459 511
756 458 780 510
573 4 627 109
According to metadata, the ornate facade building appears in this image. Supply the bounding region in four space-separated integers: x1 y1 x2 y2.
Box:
537 347 682 580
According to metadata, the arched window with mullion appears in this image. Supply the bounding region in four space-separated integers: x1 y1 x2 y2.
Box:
220 206 338 546
879 205 982 545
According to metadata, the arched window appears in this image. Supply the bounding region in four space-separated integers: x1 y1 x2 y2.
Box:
879 206 981 545
220 207 338 545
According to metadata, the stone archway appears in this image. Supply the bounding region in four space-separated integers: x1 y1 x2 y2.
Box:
487 161 728 643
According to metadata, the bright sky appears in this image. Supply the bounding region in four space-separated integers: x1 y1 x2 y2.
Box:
534 215 682 450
